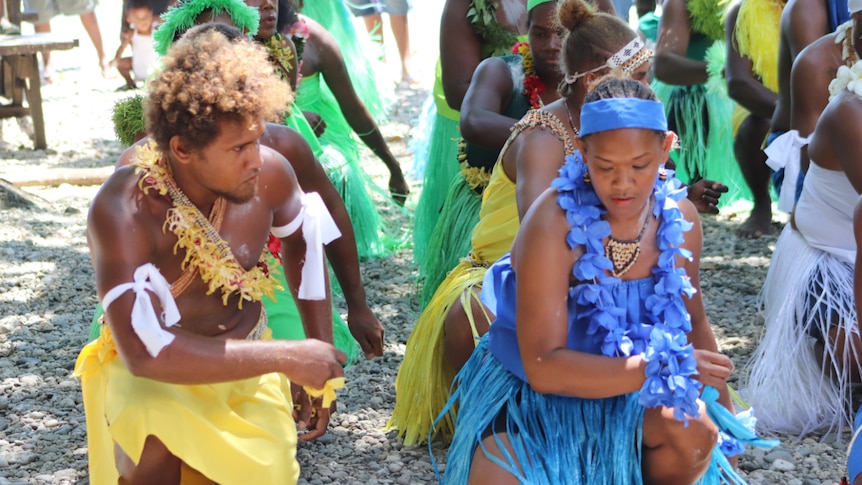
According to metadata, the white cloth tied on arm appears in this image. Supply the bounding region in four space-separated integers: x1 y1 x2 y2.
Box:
101 263 181 358
271 192 342 300
763 130 810 213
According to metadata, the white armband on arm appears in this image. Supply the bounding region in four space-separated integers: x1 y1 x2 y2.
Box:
101 263 181 357
764 130 810 213
271 192 342 300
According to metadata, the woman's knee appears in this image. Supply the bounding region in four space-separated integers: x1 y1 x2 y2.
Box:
643 403 717 482
443 287 493 369
467 433 522 485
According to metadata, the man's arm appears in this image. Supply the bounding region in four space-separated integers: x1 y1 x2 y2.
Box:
654 0 708 85
264 124 384 358
440 0 487 111
460 57 518 150
789 39 834 173
91 169 345 388
825 97 862 193
724 4 778 119
783 0 829 61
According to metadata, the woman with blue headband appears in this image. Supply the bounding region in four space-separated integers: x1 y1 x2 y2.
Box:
435 77 771 483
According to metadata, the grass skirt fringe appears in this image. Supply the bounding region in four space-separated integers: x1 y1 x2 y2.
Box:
744 226 858 437
284 94 388 259
413 114 462 266
651 74 752 210
409 95 437 180
300 0 391 123
389 260 489 446
439 337 645 484
438 338 746 484
419 173 483 307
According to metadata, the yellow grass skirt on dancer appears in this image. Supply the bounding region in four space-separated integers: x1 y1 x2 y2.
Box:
390 160 519 446
74 316 299 485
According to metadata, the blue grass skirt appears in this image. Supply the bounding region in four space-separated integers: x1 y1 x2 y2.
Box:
438 337 746 484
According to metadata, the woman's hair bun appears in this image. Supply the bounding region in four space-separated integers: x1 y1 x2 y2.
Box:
557 0 594 32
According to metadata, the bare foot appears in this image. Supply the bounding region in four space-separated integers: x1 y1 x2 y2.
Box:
100 57 114 79
735 206 772 239
388 174 409 206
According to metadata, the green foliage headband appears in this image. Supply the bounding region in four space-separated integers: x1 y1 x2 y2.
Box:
153 0 260 56
527 0 554 11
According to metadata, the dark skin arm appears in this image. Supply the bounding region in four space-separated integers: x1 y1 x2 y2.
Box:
817 93 862 192
460 56 517 150
789 38 836 174
654 0 708 85
724 3 778 119
92 159 346 388
440 0 487 111
853 198 862 328
300 16 407 199
262 123 384 358
508 126 570 219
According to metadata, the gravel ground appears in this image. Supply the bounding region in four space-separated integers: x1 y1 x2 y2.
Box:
0 16 854 485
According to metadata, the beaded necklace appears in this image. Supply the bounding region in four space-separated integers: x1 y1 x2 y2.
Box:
132 141 282 308
552 154 702 422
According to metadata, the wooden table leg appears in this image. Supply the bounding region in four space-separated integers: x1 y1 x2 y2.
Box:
21 53 46 150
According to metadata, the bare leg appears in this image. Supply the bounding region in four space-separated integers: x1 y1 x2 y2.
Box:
814 326 862 383
388 15 414 81
116 57 135 89
79 11 111 78
468 433 522 485
734 114 773 239
443 286 493 372
642 401 718 485
34 22 54 81
115 435 182 485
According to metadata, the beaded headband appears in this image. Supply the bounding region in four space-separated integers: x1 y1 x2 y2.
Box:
564 37 653 85
579 97 667 137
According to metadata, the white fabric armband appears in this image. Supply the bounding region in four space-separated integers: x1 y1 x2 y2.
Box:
764 130 810 213
101 263 181 357
271 192 342 300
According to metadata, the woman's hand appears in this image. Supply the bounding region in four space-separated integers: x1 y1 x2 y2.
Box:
693 349 734 390
303 111 327 137
687 179 729 214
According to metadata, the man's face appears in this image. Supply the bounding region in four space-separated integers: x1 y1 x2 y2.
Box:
527 3 562 82
245 0 278 40
189 116 267 204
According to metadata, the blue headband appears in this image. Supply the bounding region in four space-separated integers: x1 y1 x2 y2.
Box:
579 98 667 137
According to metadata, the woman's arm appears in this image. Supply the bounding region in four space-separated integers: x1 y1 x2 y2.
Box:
678 199 734 410
654 0 708 85
512 189 648 397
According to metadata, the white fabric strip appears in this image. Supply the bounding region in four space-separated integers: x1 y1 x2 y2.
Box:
101 263 181 357
763 130 810 213
271 192 342 300
271 209 303 238
298 192 341 300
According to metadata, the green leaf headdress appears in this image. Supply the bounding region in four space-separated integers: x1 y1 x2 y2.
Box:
153 0 260 56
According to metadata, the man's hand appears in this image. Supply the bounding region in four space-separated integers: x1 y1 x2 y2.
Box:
291 384 336 441
303 111 327 137
347 304 384 358
283 339 346 389
687 179 729 214
693 349 734 390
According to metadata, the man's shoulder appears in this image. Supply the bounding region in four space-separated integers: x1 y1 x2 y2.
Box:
794 34 841 72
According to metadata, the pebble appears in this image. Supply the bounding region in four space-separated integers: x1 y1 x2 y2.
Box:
0 19 852 485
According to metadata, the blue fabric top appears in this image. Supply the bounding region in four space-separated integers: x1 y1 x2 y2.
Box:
484 254 659 383
828 0 850 31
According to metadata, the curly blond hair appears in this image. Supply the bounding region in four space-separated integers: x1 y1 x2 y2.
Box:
146 24 293 153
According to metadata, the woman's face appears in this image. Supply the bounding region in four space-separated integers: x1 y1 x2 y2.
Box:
577 128 672 219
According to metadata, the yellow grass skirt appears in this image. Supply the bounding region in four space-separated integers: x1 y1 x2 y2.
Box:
74 324 299 485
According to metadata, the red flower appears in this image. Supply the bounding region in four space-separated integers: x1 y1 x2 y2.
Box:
267 233 283 263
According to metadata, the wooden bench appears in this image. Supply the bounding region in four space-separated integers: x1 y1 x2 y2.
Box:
0 33 78 149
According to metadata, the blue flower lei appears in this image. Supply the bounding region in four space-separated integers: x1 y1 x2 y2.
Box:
551 152 702 423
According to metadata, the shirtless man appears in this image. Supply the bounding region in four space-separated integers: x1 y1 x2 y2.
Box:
75 25 346 484
724 0 781 238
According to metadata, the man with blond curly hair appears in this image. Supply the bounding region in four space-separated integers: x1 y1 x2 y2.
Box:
74 23 346 484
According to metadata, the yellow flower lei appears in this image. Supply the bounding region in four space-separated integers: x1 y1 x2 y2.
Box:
132 141 282 308
264 33 296 84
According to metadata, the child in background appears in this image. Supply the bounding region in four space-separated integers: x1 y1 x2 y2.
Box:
111 0 159 90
